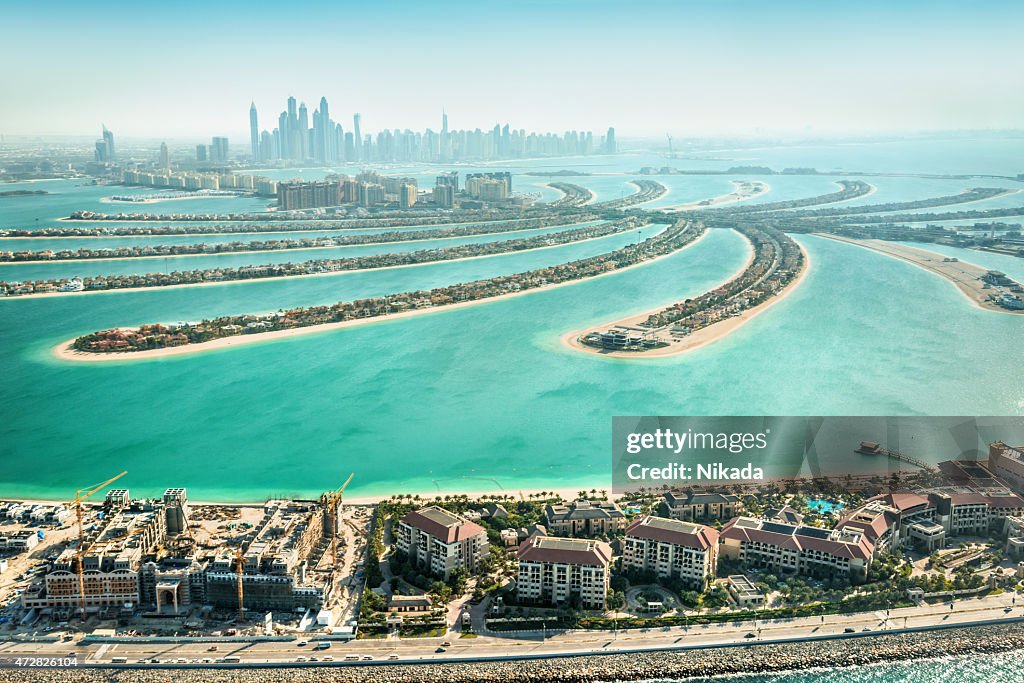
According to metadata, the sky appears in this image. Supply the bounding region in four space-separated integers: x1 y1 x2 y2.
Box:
2 0 1023 139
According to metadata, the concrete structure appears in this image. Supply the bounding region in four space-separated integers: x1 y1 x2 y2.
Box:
544 499 625 537
987 442 1024 493
661 489 742 522
719 517 874 582
726 574 765 608
396 506 488 580
516 536 611 609
622 516 719 589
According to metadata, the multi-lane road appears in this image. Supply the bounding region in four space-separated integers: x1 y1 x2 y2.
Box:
1 591 1021 669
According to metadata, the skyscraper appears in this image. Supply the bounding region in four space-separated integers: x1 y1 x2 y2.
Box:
102 125 115 161
604 127 617 154
278 111 289 160
211 137 229 163
249 101 259 159
353 113 362 162
298 102 309 160
158 142 169 169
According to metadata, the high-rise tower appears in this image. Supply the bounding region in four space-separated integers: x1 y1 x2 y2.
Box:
353 113 362 162
249 101 259 159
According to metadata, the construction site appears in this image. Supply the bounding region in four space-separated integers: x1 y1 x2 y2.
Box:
3 472 370 638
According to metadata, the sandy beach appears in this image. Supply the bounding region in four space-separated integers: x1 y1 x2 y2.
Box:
99 193 246 205
50 226 706 362
817 234 1023 314
562 239 811 359
5 222 649 300
667 179 771 211
0 220 598 265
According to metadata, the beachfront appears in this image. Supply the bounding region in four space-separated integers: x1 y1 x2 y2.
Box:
819 235 1024 314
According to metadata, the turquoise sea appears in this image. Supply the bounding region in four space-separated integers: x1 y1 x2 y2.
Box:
641 649 1024 683
1 137 1023 502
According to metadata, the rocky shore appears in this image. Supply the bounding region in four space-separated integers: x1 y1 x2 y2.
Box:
8 622 1024 683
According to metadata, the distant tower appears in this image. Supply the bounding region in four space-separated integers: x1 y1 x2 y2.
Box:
317 96 329 161
605 127 617 154
102 125 115 161
298 102 309 160
353 113 362 162
287 96 298 161
159 141 169 169
249 101 259 159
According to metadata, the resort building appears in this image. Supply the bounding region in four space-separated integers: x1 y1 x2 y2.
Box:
719 516 874 582
516 536 612 609
661 489 742 522
396 506 489 580
835 492 936 555
544 499 626 537
984 442 1024 495
622 516 719 589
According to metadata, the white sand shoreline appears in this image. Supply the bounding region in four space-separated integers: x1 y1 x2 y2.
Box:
815 233 1022 315
666 180 771 211
51 225 704 362
0 221 598 265
2 222 650 301
561 239 811 359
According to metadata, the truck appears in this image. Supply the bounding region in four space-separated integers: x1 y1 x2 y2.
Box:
315 641 331 650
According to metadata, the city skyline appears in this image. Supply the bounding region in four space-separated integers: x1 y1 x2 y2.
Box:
3 1 1023 138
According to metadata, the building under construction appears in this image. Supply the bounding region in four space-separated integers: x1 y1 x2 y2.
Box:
22 489 337 617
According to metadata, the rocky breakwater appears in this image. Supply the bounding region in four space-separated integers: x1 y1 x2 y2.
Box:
7 622 1024 683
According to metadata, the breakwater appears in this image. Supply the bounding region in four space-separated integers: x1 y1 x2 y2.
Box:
7 621 1024 682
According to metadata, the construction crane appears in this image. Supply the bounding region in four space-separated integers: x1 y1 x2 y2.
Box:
69 523 147 619
324 473 355 574
230 545 246 623
64 471 127 618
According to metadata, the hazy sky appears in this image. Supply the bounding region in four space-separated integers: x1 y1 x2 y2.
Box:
3 0 1023 139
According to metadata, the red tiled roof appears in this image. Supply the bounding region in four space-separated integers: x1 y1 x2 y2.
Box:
401 507 486 544
626 516 719 550
517 536 612 567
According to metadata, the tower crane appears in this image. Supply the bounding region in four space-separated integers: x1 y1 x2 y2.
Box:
64 471 127 618
324 473 355 573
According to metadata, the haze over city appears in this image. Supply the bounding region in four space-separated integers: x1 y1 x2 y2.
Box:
3 0 1023 139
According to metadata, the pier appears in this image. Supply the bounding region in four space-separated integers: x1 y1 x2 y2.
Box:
855 441 934 471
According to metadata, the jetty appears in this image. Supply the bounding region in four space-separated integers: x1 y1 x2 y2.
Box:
855 441 934 471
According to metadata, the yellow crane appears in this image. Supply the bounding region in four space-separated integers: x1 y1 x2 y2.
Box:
322 473 354 575
64 471 127 618
69 523 147 619
229 545 246 623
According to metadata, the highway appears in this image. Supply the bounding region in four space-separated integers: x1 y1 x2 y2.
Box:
1 591 1021 668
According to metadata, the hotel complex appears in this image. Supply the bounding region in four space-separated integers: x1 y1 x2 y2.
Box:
396 506 489 580
516 536 612 609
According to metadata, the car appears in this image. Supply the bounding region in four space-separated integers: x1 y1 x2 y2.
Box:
208 645 219 651
441 641 451 647
844 627 855 633
435 647 447 653
309 656 319 662
388 654 400 660
362 655 373 661
321 656 334 662
1005 607 1013 613
297 640 308 647
295 656 307 662
744 633 756 639
861 627 872 632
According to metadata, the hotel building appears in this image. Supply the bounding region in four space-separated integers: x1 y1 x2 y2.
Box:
516 536 612 609
396 506 489 580
622 516 719 589
544 499 625 537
